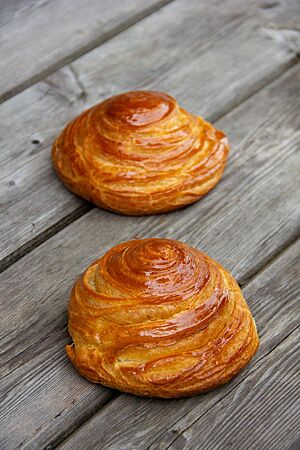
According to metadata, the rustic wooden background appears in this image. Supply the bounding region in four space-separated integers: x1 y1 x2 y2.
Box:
0 0 299 448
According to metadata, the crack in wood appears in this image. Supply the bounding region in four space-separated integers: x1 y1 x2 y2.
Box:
33 392 117 450
50 392 121 449
68 65 87 102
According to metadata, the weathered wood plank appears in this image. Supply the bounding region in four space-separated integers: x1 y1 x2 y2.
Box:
0 332 115 450
0 66 299 449
168 327 300 450
1 0 300 269
0 0 172 102
57 241 300 450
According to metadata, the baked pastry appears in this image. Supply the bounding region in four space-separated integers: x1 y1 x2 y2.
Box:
52 91 229 215
66 238 259 398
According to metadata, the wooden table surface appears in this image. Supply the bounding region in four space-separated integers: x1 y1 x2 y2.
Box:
0 1 299 448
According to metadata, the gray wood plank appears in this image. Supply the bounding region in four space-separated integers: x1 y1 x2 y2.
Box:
0 66 299 449
1 0 300 269
57 240 300 450
167 327 300 450
0 0 172 102
0 331 114 450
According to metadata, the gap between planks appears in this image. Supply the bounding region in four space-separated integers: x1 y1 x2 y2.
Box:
163 324 300 450
0 0 174 105
240 229 300 289
1 58 299 275
0 203 91 273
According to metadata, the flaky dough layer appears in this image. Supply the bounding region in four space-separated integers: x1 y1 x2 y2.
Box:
53 91 229 215
66 238 259 398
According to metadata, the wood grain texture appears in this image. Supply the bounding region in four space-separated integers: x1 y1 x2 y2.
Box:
0 67 299 449
167 327 300 450
0 0 172 102
0 331 114 450
58 240 300 450
1 0 300 268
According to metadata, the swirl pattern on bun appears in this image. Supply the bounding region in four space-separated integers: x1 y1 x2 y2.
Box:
53 91 229 215
66 239 259 397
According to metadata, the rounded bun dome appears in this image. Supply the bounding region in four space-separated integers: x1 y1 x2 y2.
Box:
52 91 229 215
66 238 259 398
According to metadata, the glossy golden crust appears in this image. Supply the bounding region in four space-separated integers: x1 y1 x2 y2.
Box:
66 239 259 398
52 91 229 215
